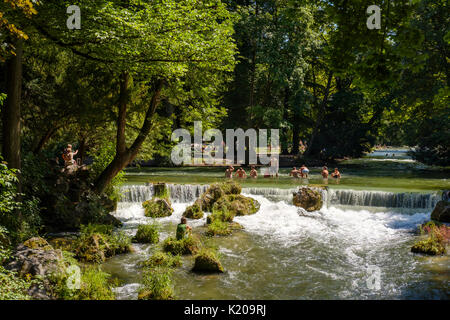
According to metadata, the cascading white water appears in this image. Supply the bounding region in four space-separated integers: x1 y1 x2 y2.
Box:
120 183 440 210
120 184 209 203
327 189 440 210
109 183 446 300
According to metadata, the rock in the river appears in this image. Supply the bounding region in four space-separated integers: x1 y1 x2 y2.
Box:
212 194 260 217
5 238 66 300
192 249 224 273
431 200 450 223
143 198 174 218
183 201 204 219
293 187 323 212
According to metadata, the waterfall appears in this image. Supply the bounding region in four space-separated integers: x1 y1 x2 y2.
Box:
326 189 440 210
120 183 440 211
120 184 209 203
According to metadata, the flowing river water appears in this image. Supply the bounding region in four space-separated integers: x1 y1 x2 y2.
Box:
102 152 450 300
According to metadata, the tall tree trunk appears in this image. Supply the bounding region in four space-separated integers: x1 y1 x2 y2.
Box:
93 79 164 194
34 125 59 153
304 72 333 156
3 39 23 172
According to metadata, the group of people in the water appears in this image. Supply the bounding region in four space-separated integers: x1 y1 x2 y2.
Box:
225 164 341 183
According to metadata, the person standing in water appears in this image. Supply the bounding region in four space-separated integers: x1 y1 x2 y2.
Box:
321 166 329 184
250 166 258 178
225 166 234 178
176 217 192 240
235 167 247 179
331 168 341 184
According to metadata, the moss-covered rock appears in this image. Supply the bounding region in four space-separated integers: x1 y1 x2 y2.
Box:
431 200 450 223
220 180 242 195
133 224 159 244
162 236 200 255
293 187 323 212
142 198 174 218
23 237 53 251
192 248 224 273
183 201 204 219
140 251 182 269
48 237 75 251
212 194 260 217
411 236 446 255
73 225 132 263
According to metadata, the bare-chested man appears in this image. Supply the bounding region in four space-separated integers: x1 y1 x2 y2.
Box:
321 166 329 184
250 166 258 178
225 166 234 178
235 167 247 179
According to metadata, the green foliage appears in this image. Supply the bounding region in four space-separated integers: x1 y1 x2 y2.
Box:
52 262 116 300
162 235 199 256
89 142 125 202
412 222 448 255
133 223 160 244
138 267 174 300
142 199 173 218
74 224 131 263
140 251 182 269
0 227 32 300
205 219 233 237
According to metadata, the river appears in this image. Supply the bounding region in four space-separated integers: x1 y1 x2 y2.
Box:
102 151 450 300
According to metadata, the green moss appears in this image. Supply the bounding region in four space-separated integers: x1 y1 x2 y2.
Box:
133 223 159 244
206 220 232 237
23 237 53 250
162 235 200 255
183 201 204 219
74 224 132 263
219 180 242 195
411 236 446 255
138 267 174 300
140 251 182 268
142 198 174 218
153 183 170 200
192 248 224 273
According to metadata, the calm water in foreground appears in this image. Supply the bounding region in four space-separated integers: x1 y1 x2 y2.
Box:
102 151 450 299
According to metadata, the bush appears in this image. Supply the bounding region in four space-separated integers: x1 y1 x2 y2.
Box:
206 207 235 224
140 251 182 269
138 267 174 300
142 199 173 218
52 263 116 300
133 223 159 244
0 227 33 300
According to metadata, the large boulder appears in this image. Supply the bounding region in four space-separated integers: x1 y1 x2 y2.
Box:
293 187 323 212
431 200 450 223
143 198 174 218
5 237 66 300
